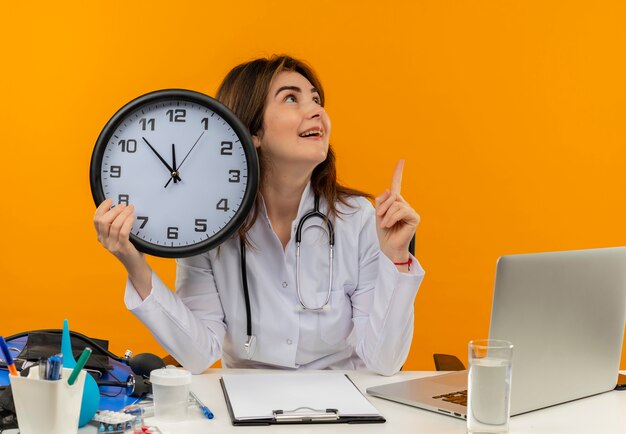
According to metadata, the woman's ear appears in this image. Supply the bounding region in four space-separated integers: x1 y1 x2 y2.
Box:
252 133 261 149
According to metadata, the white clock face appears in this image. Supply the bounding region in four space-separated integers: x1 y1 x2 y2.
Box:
95 94 255 256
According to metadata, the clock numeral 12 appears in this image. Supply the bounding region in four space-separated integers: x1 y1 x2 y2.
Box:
166 109 186 122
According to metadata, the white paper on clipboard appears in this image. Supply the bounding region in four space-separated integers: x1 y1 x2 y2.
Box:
221 372 382 420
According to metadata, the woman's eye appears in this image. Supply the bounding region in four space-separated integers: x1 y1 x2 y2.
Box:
284 94 297 103
313 96 321 105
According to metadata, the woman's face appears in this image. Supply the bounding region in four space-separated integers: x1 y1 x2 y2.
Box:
253 71 331 172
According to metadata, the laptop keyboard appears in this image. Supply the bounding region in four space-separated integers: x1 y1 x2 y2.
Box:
432 390 467 406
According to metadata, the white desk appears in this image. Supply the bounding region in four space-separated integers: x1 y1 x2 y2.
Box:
69 369 626 433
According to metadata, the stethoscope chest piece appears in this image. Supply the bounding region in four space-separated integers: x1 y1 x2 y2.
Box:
244 335 257 360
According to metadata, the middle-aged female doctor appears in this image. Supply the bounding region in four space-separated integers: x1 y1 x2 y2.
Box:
94 55 425 376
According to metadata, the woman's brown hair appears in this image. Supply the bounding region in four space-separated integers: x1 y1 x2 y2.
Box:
216 55 372 243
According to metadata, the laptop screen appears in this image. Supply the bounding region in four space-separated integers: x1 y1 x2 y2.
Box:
489 247 626 414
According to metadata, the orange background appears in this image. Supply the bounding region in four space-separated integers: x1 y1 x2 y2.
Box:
1 1 625 370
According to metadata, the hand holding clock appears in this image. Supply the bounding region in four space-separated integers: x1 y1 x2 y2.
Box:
94 199 153 298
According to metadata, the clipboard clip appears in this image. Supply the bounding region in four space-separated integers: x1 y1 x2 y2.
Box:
273 407 339 422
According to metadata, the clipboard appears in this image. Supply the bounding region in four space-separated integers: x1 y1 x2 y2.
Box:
220 373 386 425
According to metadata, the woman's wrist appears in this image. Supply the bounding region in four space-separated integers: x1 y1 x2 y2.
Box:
116 251 152 297
382 249 412 272
383 248 411 264
392 257 412 272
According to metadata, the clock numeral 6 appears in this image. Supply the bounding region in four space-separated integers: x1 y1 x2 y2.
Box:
195 219 208 232
137 216 149 229
220 141 233 155
118 139 137 153
167 226 179 239
118 194 129 205
166 109 186 122
216 198 230 212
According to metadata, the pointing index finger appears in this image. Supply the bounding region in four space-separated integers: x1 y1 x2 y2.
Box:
391 160 405 195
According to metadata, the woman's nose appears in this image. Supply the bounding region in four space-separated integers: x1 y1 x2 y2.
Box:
304 101 324 119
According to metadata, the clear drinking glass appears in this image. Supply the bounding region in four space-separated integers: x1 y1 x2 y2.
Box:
467 339 513 434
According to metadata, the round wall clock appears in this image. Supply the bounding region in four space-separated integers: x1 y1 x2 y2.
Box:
90 89 259 258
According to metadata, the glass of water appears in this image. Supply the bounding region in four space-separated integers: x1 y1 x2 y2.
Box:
467 339 513 434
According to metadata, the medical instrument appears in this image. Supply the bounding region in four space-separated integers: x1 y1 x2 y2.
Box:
240 195 334 357
68 347 93 386
91 410 135 433
123 395 202 419
4 329 165 377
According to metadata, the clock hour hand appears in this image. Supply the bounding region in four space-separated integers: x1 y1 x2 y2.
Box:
172 143 179 184
142 137 182 182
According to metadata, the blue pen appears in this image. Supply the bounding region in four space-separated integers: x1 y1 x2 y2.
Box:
47 354 63 380
189 391 214 419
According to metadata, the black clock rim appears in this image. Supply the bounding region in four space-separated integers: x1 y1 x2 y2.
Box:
89 89 259 258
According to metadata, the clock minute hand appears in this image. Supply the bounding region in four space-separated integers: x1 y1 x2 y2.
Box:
164 143 180 188
142 137 182 182
164 131 204 188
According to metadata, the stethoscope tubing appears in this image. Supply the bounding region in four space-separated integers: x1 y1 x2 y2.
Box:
295 241 333 311
240 195 335 358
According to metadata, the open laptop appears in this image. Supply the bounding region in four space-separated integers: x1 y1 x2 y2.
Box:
367 247 626 419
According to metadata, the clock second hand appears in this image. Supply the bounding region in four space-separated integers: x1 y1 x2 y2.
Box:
142 137 182 183
164 130 205 188
178 130 205 170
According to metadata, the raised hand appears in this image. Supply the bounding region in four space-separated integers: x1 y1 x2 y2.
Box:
374 160 421 264
142 137 182 184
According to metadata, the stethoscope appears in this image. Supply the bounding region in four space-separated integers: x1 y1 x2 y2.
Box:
240 195 335 358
